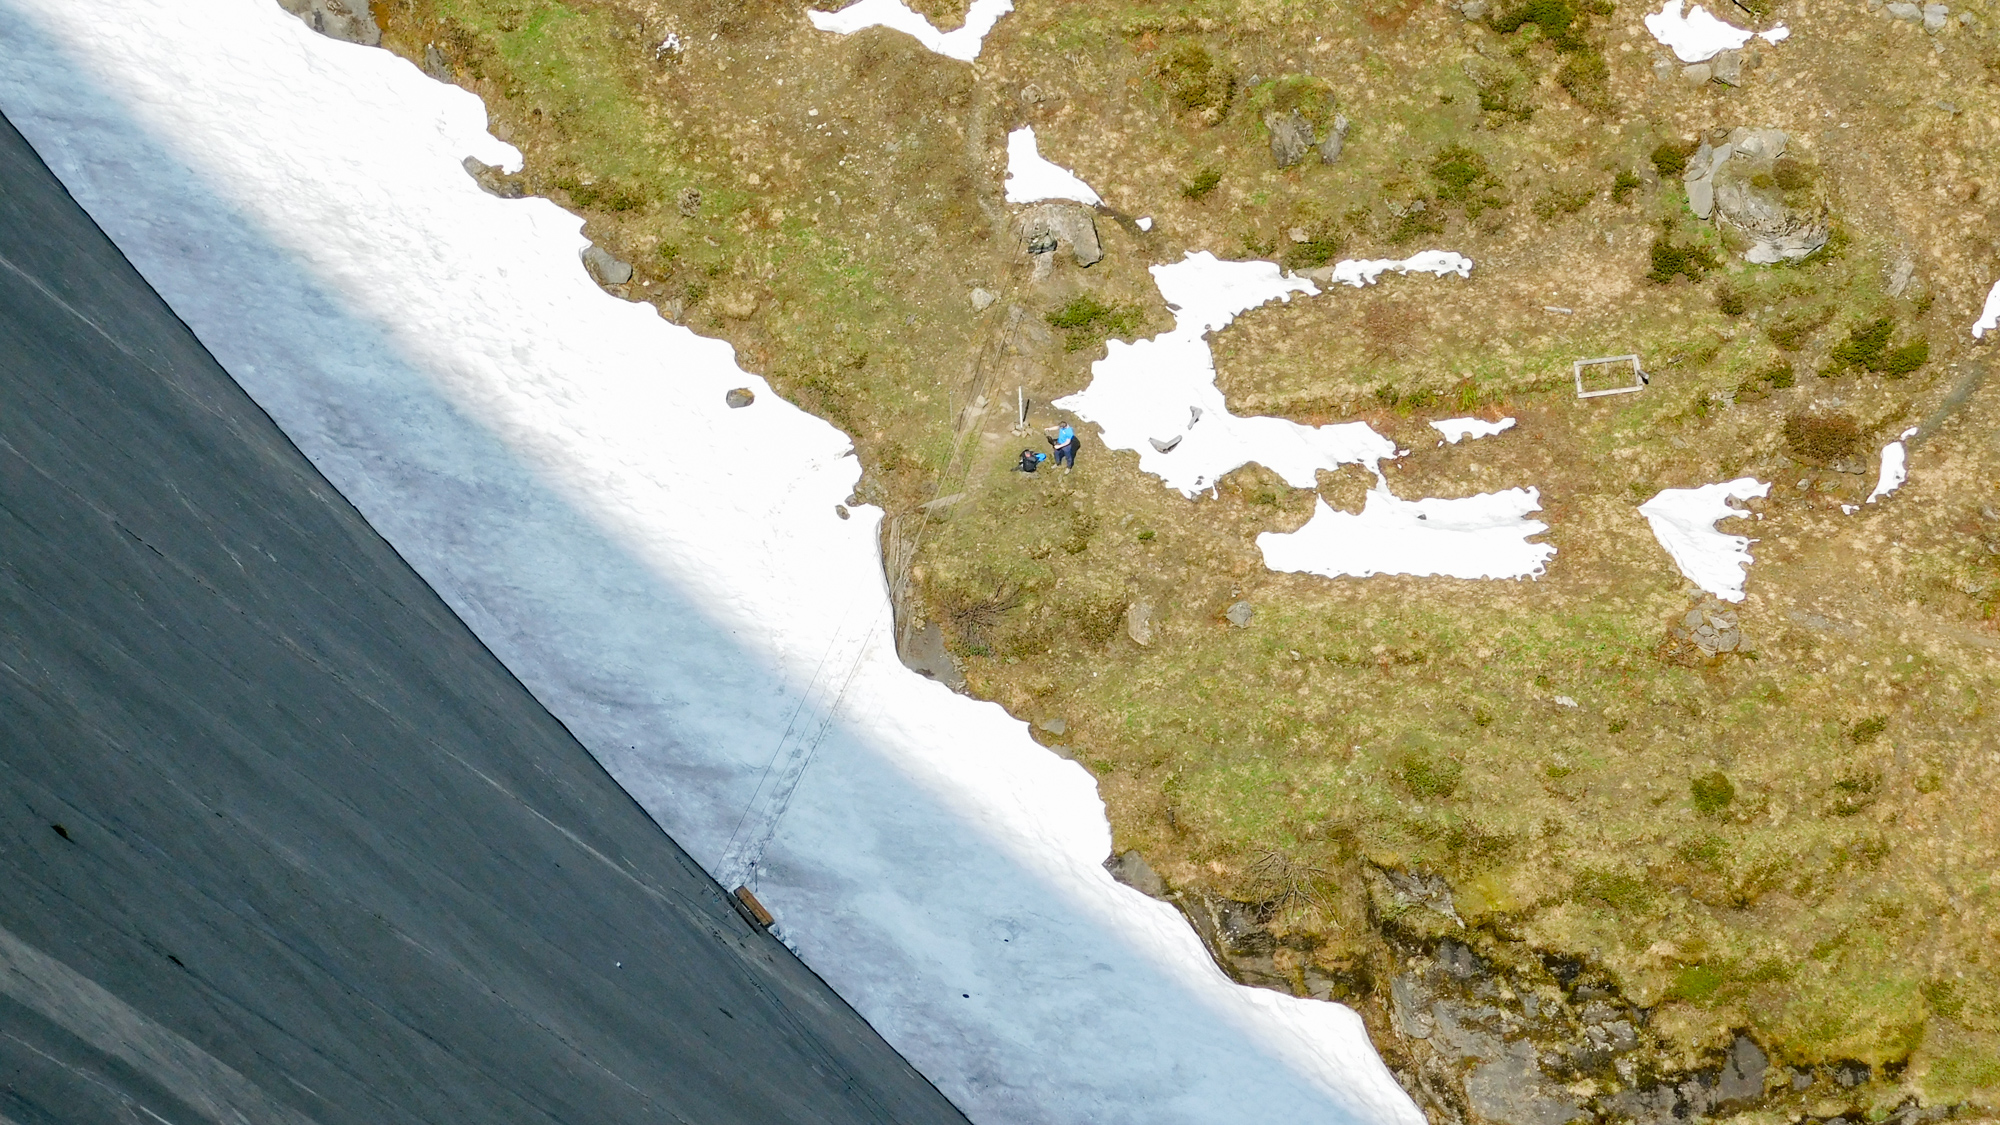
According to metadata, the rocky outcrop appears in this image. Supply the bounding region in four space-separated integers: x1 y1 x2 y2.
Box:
276 0 381 46
1683 128 1829 264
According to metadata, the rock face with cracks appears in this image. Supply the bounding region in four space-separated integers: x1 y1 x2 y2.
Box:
1684 128 1828 264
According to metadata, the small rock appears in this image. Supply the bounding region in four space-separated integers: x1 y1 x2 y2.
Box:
1680 62 1713 86
1682 610 1705 629
834 504 850 519
1715 1035 1768 1106
676 186 702 216
717 289 761 319
1318 114 1352 164
1105 849 1168 897
1287 226 1312 243
725 387 755 408
1148 435 1182 453
1266 108 1317 169
1126 599 1155 646
970 287 998 311
1710 48 1743 86
1923 2 1948 30
462 156 525 199
1225 601 1254 628
423 44 454 81
899 621 965 689
1888 2 1921 19
1037 717 1068 736
582 245 633 287
1461 0 1491 17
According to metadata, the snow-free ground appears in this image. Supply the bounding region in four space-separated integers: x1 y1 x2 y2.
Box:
0 4 1423 1125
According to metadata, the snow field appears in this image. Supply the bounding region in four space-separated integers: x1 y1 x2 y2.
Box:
806 0 1014 61
0 3 1426 1124
1259 489 1555 581
1642 0 1789 62
1638 479 1772 602
1054 252 1552 580
1003 126 1103 205
1867 427 1921 503
1973 278 2000 338
1327 250 1474 288
1431 416 1517 444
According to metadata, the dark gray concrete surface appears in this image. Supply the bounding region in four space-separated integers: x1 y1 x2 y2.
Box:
0 110 969 1125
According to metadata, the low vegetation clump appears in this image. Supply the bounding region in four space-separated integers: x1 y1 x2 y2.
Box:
1156 41 1235 119
1783 410 1863 464
1651 139 1697 178
1825 316 1930 377
1046 295 1145 353
1765 305 1834 350
1181 165 1222 201
1646 232 1719 284
1611 168 1642 204
1691 771 1736 815
1734 361 1795 402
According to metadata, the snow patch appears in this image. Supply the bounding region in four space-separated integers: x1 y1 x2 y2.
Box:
1329 250 1473 288
805 0 1013 61
1638 479 1771 602
0 3 1428 1124
1136 216 1153 231
1973 278 2000 339
1430 416 1516 444
1258 489 1554 581
1867 427 1920 503
1642 0 1788 62
1054 253 1399 496
1004 126 1102 205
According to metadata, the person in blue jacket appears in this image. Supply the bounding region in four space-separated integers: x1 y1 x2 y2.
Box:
1016 448 1047 473
1050 423 1079 472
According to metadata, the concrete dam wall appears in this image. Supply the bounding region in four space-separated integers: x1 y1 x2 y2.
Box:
0 109 968 1125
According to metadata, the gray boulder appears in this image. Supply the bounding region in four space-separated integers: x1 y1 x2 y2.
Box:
1266 109 1316 169
276 0 381 46
462 157 524 199
1225 600 1254 628
1318 114 1352 164
1104 849 1168 898
581 245 633 287
1018 203 1103 267
1125 599 1156 646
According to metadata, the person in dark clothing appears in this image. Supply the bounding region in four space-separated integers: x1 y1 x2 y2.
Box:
1050 423 1078 471
1016 449 1047 473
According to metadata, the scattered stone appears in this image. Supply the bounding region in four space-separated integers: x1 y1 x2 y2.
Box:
970 286 998 311
1104 849 1168 897
1017 203 1103 268
1288 226 1311 243
725 387 755 408
1888 2 1921 19
898 621 965 689
581 244 633 287
1147 435 1181 453
1266 108 1317 168
1224 600 1254 628
1681 62 1713 86
1888 255 1916 297
423 44 453 81
1709 48 1743 86
717 289 760 319
1037 717 1068 736
1460 0 1491 18
834 504 850 520
1318 114 1352 164
1924 2 1949 29
1668 598 1747 657
1125 599 1155 646
676 186 702 216
461 156 524 199
276 0 380 45
1714 1035 1768 1107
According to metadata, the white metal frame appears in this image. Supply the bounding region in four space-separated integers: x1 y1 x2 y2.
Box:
1574 354 1647 399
